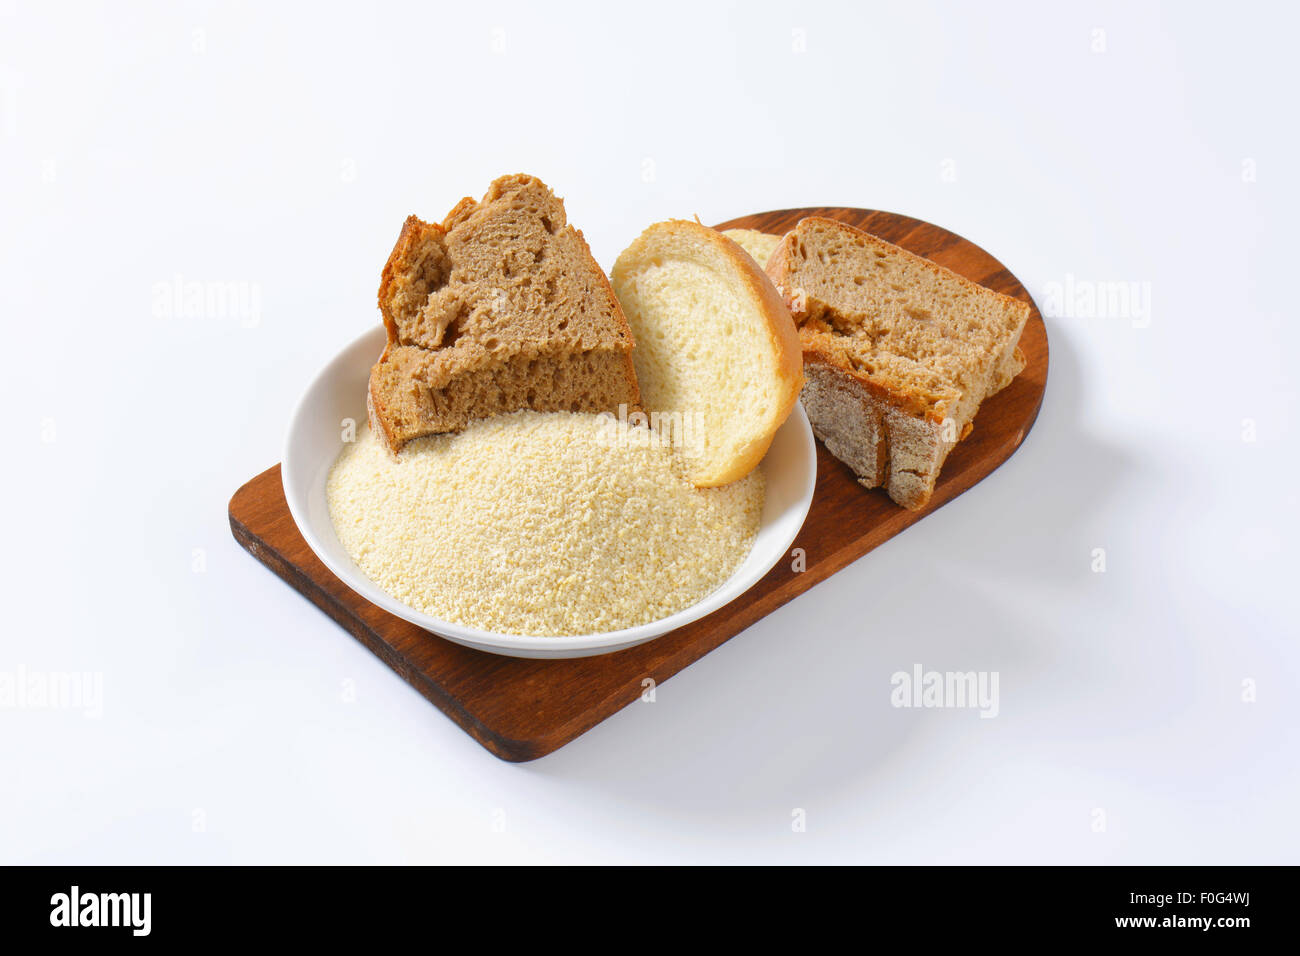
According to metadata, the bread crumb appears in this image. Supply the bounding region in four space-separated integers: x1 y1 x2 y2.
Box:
326 411 764 636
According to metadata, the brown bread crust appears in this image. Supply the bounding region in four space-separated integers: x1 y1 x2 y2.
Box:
369 174 640 454
768 217 1028 509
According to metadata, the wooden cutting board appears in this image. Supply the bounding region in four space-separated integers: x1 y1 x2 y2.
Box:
228 207 1048 762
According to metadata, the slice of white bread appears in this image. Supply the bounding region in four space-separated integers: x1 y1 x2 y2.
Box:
722 228 784 269
767 217 1029 509
611 221 803 487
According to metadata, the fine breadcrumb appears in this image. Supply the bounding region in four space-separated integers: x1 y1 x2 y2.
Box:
326 410 764 637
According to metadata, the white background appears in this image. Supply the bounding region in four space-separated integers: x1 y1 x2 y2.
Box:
2 0 1296 864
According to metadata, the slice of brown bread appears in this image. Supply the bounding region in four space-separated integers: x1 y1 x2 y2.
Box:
367 174 641 453
767 217 1029 509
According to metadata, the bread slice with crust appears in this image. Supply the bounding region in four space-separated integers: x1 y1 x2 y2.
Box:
612 221 803 487
367 174 641 453
721 228 784 269
767 217 1029 509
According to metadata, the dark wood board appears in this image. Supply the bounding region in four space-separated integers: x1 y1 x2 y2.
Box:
228 207 1048 762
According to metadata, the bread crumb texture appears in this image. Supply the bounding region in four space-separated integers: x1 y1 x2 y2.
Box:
612 220 802 487
326 411 764 636
721 228 784 269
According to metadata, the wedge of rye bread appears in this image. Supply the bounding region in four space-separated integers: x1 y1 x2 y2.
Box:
367 174 640 453
611 221 803 487
721 228 785 270
767 217 1029 510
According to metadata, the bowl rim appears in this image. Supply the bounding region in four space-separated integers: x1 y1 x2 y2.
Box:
282 326 817 655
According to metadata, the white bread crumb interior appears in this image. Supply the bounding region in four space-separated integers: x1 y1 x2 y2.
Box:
327 411 764 637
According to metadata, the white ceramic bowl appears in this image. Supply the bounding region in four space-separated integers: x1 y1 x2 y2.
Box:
283 326 816 659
